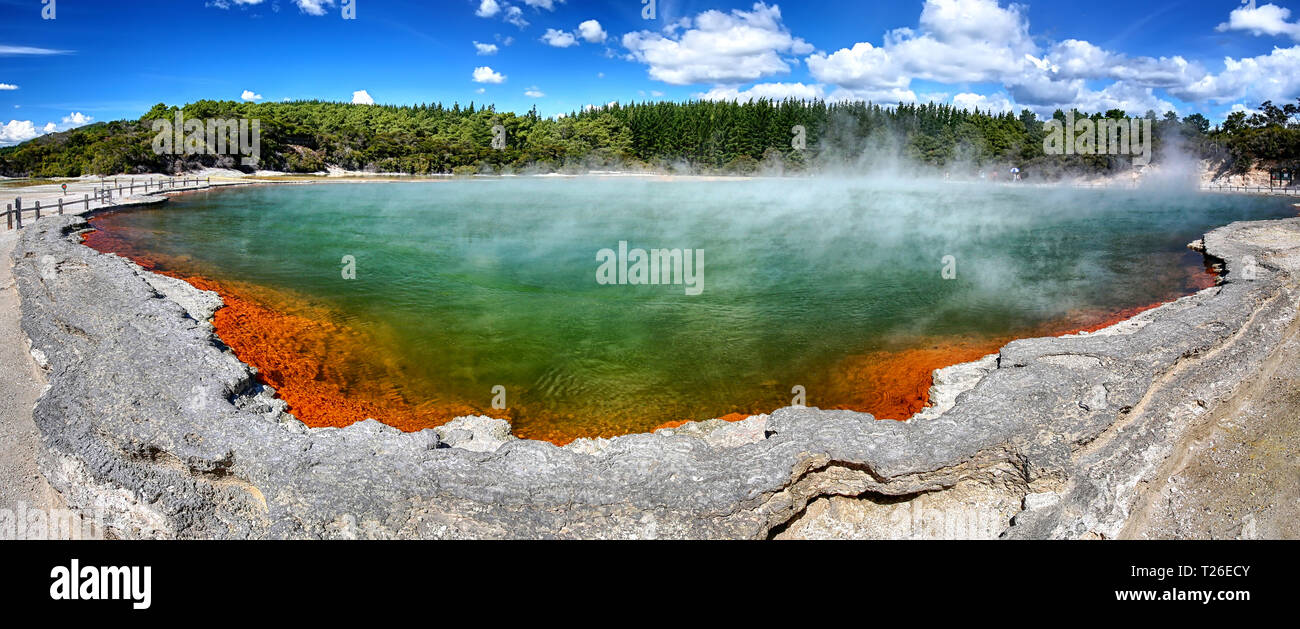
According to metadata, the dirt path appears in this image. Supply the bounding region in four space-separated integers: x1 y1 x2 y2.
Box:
0 177 244 518
0 228 56 514
1121 302 1300 539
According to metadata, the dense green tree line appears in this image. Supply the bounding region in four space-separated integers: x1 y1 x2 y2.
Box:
1214 100 1300 173
1 97 1296 178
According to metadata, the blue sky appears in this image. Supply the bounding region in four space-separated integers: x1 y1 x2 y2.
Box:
2 0 1300 145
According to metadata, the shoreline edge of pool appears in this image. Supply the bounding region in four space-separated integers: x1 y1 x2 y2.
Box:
12 199 1300 539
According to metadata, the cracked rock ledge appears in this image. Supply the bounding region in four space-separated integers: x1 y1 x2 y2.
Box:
13 214 1300 539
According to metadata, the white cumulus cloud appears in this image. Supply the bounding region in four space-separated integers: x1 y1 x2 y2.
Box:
953 92 1016 113
807 42 909 93
294 0 334 16
1217 2 1300 41
504 6 528 28
351 89 375 105
696 82 825 102
622 2 813 85
1169 45 1300 105
62 112 93 125
0 120 40 146
472 66 506 83
795 0 1233 117
808 0 1034 95
578 20 607 44
0 111 97 146
475 0 500 18
241 90 263 101
886 0 1036 83
541 29 577 47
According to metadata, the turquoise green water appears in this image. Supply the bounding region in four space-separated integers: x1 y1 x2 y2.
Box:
88 178 1297 439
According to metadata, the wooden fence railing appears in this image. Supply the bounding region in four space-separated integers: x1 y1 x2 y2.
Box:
4 177 211 230
1071 182 1300 196
1200 184 1300 196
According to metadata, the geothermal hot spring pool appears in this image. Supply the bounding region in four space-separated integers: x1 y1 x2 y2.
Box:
83 178 1298 443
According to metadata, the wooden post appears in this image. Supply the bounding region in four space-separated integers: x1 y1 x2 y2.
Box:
84 194 89 211
34 200 41 220
58 198 63 215
14 197 21 229
5 204 11 230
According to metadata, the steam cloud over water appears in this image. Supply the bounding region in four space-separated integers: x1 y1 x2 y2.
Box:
86 177 1298 440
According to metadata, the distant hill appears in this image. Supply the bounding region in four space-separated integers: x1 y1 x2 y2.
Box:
1 98 1296 179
